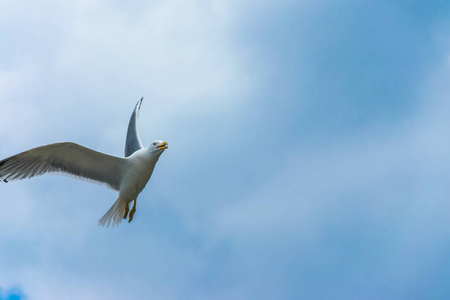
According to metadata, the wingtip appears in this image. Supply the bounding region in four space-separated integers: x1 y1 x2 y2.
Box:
136 97 143 110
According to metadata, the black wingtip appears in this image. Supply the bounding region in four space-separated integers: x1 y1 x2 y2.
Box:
136 97 143 110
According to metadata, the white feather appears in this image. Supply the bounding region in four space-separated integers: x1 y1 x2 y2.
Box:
0 142 126 190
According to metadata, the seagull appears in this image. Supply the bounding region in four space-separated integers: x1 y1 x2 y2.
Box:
0 98 168 227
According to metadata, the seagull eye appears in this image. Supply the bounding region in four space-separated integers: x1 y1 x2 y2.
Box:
153 143 156 146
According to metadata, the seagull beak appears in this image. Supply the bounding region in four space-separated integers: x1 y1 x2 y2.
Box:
156 142 168 149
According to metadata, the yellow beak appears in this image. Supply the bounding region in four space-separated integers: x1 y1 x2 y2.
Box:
156 142 168 149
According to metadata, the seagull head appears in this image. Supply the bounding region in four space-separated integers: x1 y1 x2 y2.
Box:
151 140 168 152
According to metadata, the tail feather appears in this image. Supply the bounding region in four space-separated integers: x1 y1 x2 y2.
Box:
98 198 127 227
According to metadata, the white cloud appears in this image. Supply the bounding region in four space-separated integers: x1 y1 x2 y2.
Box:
54 0 254 111
2 0 449 299
0 1 266 299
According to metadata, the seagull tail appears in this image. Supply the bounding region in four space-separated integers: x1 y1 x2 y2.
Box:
98 197 127 227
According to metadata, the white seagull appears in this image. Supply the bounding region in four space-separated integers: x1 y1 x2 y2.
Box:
0 98 168 227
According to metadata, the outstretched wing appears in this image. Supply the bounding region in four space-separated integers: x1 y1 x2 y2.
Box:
125 98 144 157
0 142 127 190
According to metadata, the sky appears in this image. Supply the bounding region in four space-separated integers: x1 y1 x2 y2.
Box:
1 0 450 299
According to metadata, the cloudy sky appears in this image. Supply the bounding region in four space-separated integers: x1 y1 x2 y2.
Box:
1 0 450 299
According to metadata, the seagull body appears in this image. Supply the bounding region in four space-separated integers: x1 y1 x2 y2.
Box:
0 98 167 227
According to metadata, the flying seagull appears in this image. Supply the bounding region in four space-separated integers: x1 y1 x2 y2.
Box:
0 98 168 227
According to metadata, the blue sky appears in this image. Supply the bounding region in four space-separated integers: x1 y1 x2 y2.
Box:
1 0 450 299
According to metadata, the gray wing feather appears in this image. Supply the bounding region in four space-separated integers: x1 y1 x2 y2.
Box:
125 98 144 157
0 142 127 190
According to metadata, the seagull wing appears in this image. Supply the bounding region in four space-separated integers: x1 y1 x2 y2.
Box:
125 97 144 157
0 142 127 190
